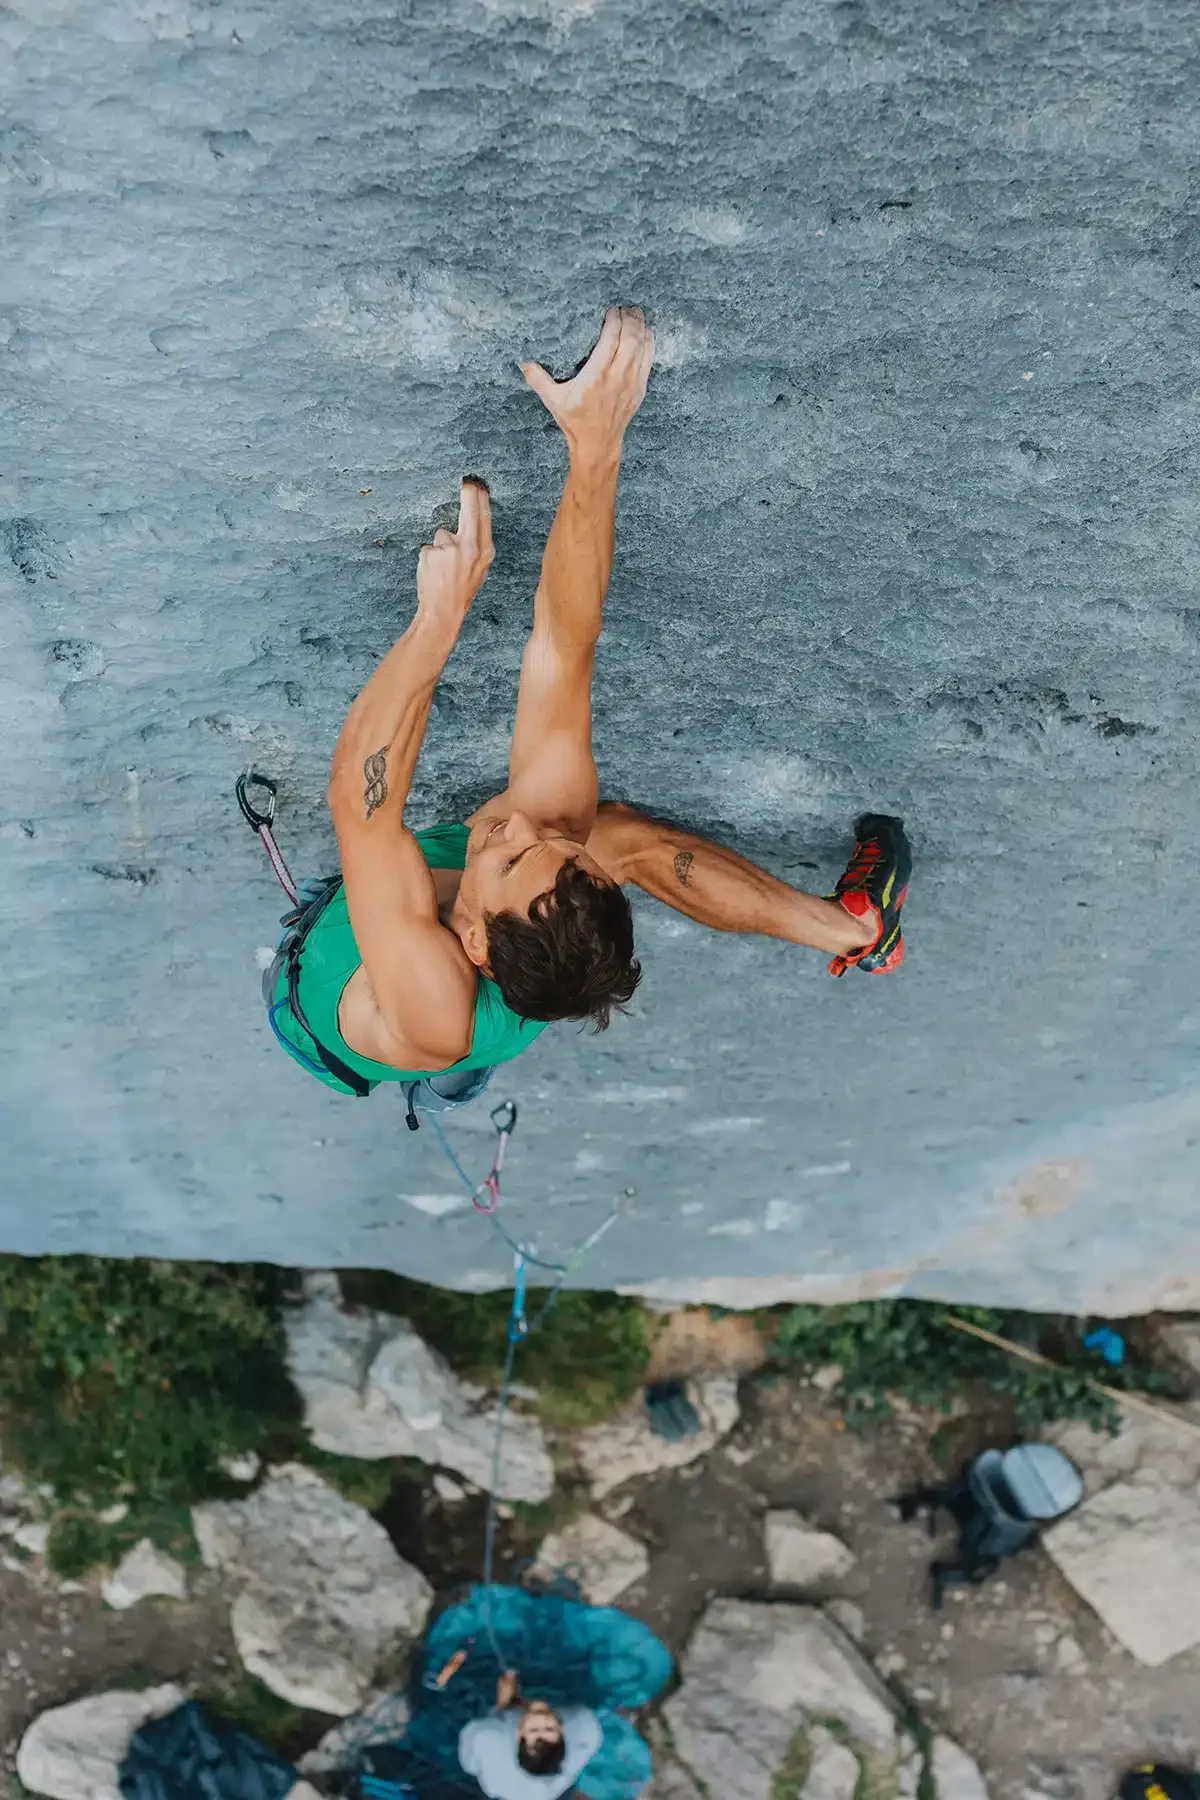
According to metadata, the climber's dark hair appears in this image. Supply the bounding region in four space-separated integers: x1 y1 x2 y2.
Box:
485 858 641 1029
517 1733 566 1777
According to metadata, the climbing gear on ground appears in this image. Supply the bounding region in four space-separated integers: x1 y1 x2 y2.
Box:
643 1380 701 1442
354 1584 676 1800
827 812 912 977
1083 1323 1127 1365
896 1443 1084 1608
118 1701 297 1800
352 1584 671 1800
1119 1767 1200 1800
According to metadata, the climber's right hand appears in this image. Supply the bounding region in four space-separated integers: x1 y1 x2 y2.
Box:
521 306 654 462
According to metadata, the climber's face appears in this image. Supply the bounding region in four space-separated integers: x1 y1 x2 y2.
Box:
518 1701 563 1748
455 810 607 965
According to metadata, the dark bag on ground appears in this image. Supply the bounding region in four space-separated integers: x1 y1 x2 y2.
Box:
897 1443 1084 1607
118 1701 297 1800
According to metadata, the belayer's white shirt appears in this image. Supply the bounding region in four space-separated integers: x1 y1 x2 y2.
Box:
458 1706 603 1800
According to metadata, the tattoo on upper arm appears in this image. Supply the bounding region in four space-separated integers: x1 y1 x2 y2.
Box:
364 747 389 817
673 849 694 886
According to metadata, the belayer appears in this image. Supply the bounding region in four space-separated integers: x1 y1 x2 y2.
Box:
261 307 912 1104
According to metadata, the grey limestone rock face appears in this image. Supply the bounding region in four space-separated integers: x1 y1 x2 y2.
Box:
665 1598 899 1800
930 1738 990 1800
192 1462 433 1715
285 1272 555 1501
16 1687 186 1800
531 1511 650 1605
763 1509 856 1593
4 0 1200 1306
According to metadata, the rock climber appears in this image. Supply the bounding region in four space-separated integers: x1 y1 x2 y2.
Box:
457 1668 601 1800
267 305 911 1101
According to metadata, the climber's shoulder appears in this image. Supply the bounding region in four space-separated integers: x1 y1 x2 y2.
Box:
338 926 477 1071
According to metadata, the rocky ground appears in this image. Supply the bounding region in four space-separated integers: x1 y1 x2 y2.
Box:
3 1291 1200 1800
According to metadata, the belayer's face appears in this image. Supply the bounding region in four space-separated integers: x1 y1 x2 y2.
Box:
460 810 606 923
518 1700 563 1749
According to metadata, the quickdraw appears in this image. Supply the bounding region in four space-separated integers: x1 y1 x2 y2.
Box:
236 769 299 905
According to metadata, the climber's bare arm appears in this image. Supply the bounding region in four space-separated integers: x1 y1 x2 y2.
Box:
328 482 495 1067
586 803 874 958
479 308 653 841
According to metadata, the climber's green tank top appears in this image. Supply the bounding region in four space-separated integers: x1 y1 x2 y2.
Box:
271 822 547 1089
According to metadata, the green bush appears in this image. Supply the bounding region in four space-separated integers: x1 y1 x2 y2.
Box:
772 1300 1182 1434
0 1255 298 1502
340 1270 653 1428
46 1499 201 1578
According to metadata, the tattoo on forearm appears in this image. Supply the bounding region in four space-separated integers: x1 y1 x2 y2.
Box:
674 850 695 887
363 747 389 817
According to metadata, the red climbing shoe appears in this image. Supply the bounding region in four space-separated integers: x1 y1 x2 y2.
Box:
827 813 912 977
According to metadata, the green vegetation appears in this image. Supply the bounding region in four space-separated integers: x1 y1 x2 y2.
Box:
0 1255 299 1504
773 1300 1185 1434
5 1249 1187 1594
0 1252 652 1578
768 1724 814 1800
46 1499 201 1579
196 1667 326 1757
339 1270 655 1428
296 1447 413 1514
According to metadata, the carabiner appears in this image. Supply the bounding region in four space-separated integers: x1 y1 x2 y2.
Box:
236 769 278 832
490 1100 518 1138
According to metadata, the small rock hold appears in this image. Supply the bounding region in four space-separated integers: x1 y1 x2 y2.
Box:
219 1451 261 1483
531 1513 649 1606
800 1726 860 1800
931 1736 990 1800
50 638 105 682
764 1510 855 1591
97 1503 128 1526
432 1473 466 1504
14 1520 49 1555
102 1539 188 1610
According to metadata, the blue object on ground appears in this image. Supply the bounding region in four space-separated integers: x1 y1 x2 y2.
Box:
118 1702 297 1800
643 1380 701 1442
357 1585 672 1800
1083 1326 1126 1366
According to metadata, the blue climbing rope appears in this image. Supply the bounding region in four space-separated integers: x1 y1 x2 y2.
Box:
423 1104 625 1660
